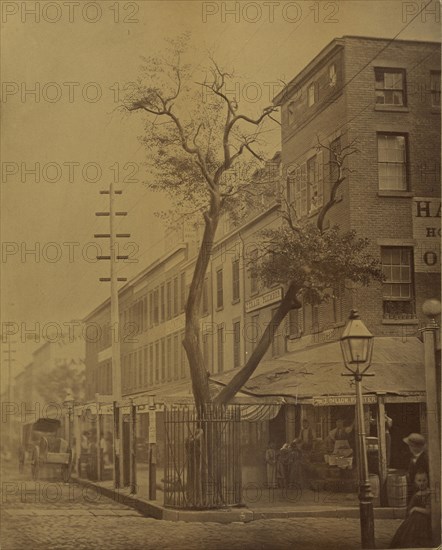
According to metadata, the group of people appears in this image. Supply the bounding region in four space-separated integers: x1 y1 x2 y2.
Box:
265 419 314 489
390 432 431 549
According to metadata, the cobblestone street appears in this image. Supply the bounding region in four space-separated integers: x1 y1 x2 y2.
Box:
1 463 403 550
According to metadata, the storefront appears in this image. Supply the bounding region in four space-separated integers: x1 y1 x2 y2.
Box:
212 336 428 500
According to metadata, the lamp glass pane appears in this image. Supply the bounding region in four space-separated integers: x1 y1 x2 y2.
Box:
349 338 368 363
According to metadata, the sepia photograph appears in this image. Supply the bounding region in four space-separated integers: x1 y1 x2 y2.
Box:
1 0 441 548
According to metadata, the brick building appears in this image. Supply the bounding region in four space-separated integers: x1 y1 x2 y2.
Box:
81 36 440 493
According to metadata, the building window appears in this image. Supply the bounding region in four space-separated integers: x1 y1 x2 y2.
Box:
375 68 406 106
143 297 147 331
271 308 282 358
250 313 261 349
232 259 240 302
377 134 407 191
173 334 179 380
293 164 308 218
288 308 303 339
155 341 159 383
430 71 441 107
180 330 186 378
216 268 224 309
329 64 337 87
202 332 210 372
202 277 209 315
333 281 345 324
217 324 224 373
149 344 154 386
307 83 316 107
233 321 241 368
166 281 172 320
138 348 144 388
180 272 186 312
173 277 179 317
381 247 415 318
153 289 159 325
149 291 154 326
160 284 165 323
161 338 166 381
307 154 323 212
166 336 172 381
250 249 258 295
128 353 134 390
143 347 148 387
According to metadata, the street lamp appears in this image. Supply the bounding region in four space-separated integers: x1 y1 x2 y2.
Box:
421 299 441 547
340 310 375 549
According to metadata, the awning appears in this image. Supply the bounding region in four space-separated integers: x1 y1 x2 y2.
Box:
211 337 426 404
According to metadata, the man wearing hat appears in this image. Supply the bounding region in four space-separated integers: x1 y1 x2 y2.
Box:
403 433 429 503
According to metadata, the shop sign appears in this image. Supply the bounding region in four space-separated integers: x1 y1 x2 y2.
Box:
385 394 426 403
413 197 441 273
245 287 283 313
313 395 377 406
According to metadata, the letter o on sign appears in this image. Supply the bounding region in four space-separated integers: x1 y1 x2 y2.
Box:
423 251 438 266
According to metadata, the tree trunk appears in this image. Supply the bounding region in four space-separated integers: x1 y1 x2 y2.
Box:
214 282 301 405
183 199 220 412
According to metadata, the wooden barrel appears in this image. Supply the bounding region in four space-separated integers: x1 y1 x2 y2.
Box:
387 473 407 507
369 474 380 507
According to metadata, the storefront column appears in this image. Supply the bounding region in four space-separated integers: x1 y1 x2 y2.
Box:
376 393 388 506
285 405 296 442
129 399 137 494
74 411 81 474
96 406 102 482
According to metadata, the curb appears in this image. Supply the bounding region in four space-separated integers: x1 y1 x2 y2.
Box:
72 476 407 523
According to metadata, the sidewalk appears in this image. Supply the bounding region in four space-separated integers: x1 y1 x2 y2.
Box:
72 472 407 524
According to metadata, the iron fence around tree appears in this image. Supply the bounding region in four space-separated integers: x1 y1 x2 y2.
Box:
164 404 242 509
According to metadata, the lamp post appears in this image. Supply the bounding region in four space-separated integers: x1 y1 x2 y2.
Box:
421 299 441 547
340 310 375 549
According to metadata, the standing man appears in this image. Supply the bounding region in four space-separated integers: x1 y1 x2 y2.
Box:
403 433 429 503
296 418 314 452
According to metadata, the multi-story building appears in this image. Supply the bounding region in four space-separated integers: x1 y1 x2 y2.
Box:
82 36 440 492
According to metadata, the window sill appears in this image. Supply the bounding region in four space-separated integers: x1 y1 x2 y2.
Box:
231 298 240 305
382 318 419 325
375 105 409 113
216 306 224 312
332 321 346 328
378 191 413 198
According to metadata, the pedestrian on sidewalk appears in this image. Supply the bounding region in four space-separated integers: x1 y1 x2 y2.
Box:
265 441 277 489
389 469 431 548
403 433 429 504
277 443 292 489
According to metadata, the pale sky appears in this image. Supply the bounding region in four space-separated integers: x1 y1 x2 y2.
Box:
1 0 440 372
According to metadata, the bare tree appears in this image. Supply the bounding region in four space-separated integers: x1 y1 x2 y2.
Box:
126 36 277 411
126 37 382 410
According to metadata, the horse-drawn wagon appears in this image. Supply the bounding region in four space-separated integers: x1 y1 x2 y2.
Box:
18 418 72 482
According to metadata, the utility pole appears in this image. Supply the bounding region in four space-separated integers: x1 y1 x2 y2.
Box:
2 339 17 450
95 179 129 488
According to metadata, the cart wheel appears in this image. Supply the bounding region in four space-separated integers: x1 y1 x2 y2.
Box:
61 448 73 483
31 446 40 481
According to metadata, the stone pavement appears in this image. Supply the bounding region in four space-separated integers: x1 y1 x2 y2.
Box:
0 462 407 550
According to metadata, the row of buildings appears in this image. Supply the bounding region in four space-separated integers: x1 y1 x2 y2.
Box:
14 36 440 494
